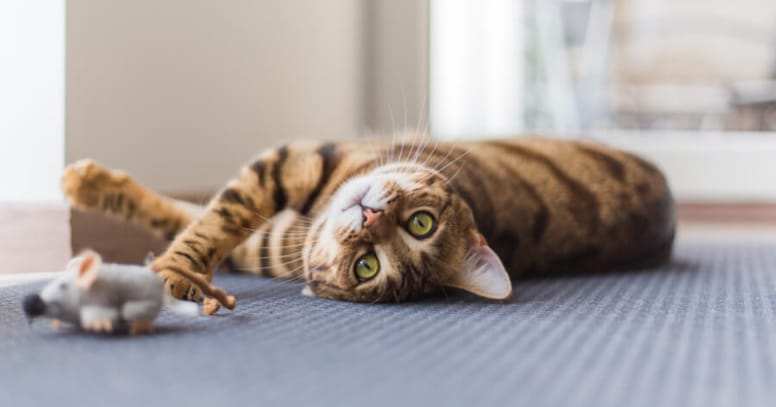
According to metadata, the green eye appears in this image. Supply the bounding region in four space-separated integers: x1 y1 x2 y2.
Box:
354 253 380 281
406 211 436 238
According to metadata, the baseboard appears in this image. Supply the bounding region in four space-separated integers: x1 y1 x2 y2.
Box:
677 203 776 224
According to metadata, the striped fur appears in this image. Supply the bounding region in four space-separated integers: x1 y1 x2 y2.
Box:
61 136 675 303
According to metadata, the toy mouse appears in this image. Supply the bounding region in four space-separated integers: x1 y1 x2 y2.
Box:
21 250 236 335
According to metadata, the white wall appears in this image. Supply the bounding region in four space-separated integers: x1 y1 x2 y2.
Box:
0 1 65 202
67 0 363 193
595 131 776 203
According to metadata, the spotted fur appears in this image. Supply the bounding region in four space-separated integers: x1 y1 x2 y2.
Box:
61 136 675 303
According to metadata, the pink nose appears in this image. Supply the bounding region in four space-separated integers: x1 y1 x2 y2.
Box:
362 207 383 228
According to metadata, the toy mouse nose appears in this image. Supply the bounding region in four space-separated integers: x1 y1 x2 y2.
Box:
362 207 383 228
22 294 45 318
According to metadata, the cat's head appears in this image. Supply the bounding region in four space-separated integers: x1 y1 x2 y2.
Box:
302 162 511 302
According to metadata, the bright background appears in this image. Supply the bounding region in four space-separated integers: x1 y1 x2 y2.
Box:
0 0 64 202
2 0 775 203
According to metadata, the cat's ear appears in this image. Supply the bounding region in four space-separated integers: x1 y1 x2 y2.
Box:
444 232 512 300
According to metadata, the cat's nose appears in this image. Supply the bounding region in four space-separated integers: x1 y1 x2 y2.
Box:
362 207 383 228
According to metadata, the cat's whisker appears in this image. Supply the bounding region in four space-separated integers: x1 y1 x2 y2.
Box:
407 133 426 165
255 242 309 251
234 266 306 285
428 141 458 173
247 208 315 225
414 91 428 140
443 161 468 185
240 218 312 231
388 105 398 164
402 89 408 140
278 264 307 279
240 228 311 238
411 132 428 162
435 145 475 174
420 140 441 169
255 256 306 269
439 148 476 183
255 251 305 261
366 134 388 167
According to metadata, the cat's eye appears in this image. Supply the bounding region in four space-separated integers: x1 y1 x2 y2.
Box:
354 253 380 281
406 211 436 238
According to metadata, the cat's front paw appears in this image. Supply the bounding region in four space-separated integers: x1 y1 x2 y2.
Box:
158 269 204 302
61 159 129 209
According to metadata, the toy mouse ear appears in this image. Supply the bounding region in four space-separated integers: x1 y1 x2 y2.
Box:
74 250 102 290
443 232 512 300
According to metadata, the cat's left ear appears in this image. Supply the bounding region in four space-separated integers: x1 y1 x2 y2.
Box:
443 232 512 300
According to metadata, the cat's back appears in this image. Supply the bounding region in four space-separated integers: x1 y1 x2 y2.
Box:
455 137 675 276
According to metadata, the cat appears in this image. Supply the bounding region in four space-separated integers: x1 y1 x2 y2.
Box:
61 136 675 303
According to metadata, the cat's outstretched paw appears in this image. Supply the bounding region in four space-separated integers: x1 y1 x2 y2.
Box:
61 159 129 209
158 268 204 302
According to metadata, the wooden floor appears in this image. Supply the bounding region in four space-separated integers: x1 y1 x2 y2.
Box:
1 204 775 277
0 204 70 275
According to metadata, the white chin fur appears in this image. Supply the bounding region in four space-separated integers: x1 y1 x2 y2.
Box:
301 285 315 297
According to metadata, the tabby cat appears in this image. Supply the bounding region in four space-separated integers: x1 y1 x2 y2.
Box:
61 136 675 303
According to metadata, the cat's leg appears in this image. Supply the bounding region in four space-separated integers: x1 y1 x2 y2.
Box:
149 142 343 300
61 159 202 241
62 159 308 281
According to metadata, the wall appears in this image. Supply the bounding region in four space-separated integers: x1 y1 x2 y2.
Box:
67 0 364 193
364 0 429 134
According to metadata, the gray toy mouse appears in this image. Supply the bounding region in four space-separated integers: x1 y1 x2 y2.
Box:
21 250 236 335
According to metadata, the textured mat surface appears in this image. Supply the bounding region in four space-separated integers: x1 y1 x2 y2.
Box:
2 240 776 407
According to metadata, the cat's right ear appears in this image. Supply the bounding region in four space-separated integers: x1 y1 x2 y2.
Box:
443 232 512 300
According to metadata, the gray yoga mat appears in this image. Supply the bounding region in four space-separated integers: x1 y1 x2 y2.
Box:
1 239 776 407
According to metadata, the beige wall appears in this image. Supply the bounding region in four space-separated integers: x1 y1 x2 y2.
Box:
364 0 429 133
67 0 364 193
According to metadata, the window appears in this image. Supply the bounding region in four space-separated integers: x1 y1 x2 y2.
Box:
430 0 776 202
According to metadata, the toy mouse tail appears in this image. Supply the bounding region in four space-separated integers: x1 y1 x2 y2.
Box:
163 295 199 317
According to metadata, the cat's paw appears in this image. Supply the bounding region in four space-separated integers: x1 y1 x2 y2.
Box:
158 269 204 302
61 159 129 209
